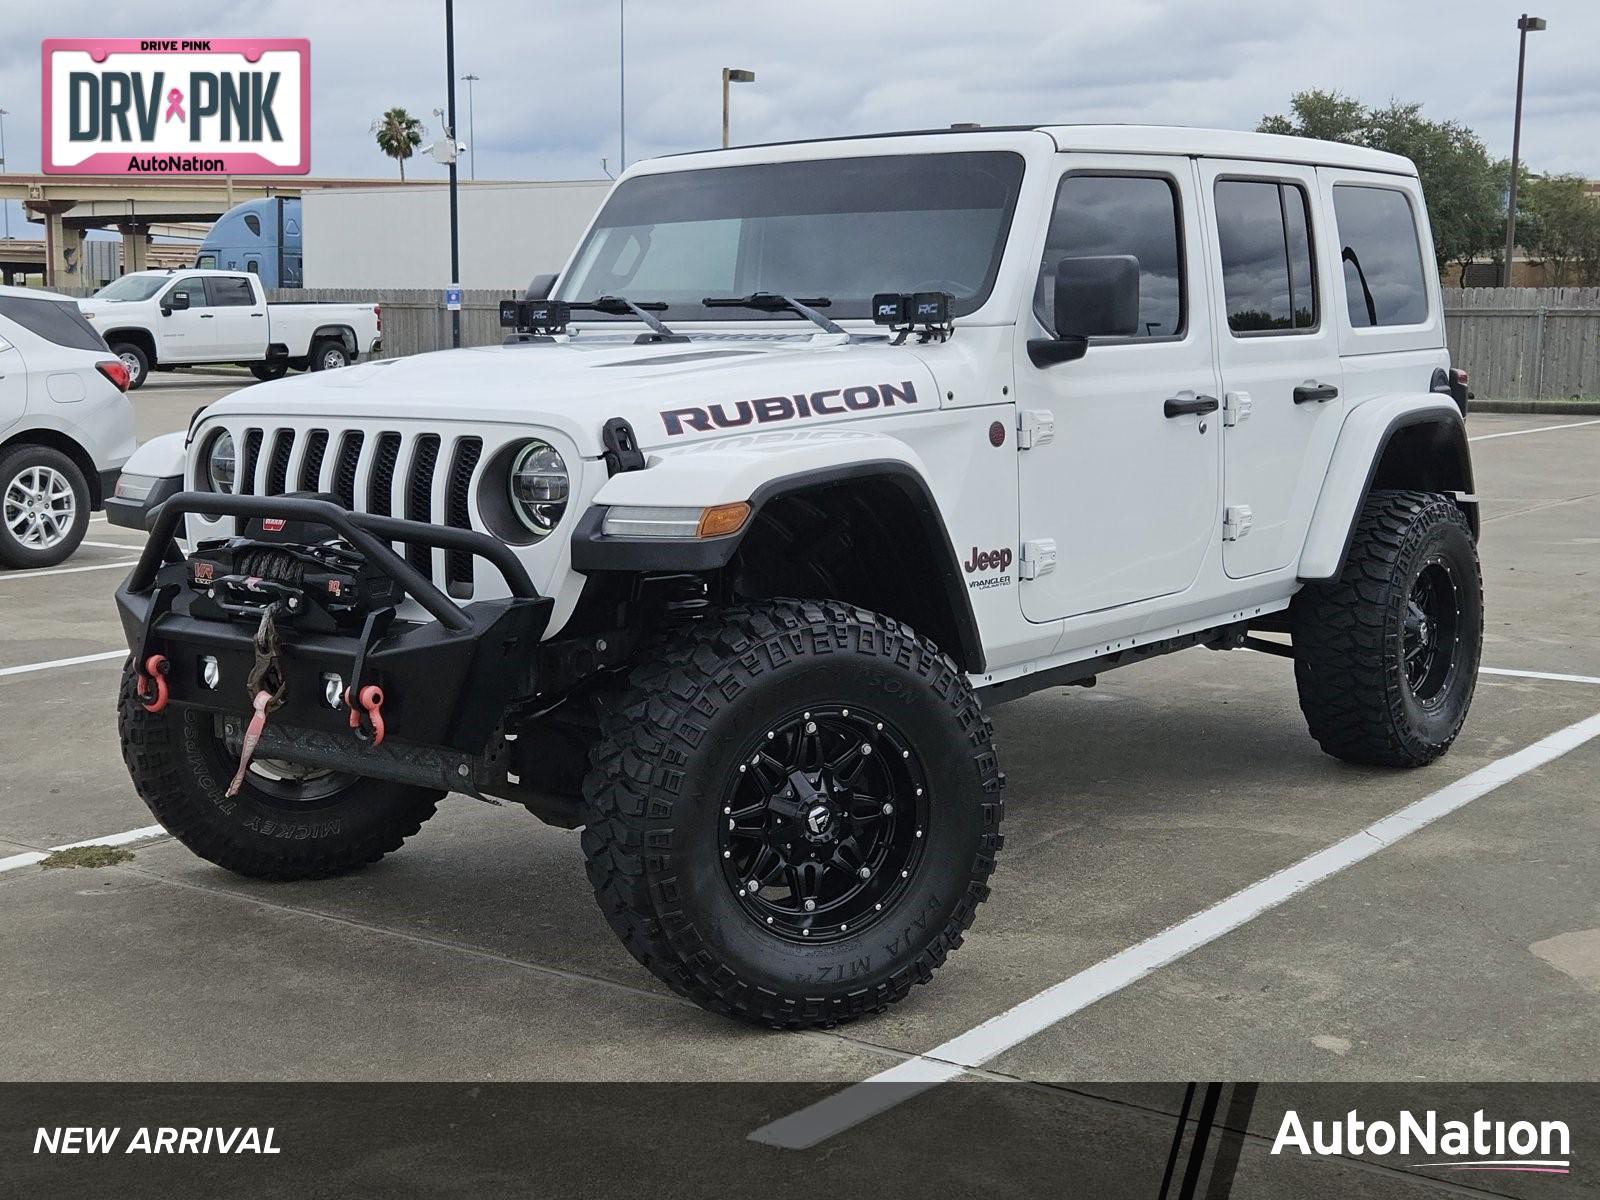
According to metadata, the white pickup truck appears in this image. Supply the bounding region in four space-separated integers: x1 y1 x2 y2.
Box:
79 269 381 389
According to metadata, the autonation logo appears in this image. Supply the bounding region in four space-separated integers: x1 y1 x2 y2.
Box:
1272 1108 1571 1176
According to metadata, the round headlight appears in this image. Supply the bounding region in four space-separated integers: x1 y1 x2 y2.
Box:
508 440 569 537
205 431 237 494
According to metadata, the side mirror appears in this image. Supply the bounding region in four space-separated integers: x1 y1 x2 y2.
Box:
525 273 557 301
165 291 191 314
1028 255 1141 367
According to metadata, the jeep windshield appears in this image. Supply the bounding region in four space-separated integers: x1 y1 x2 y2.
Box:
556 151 1025 323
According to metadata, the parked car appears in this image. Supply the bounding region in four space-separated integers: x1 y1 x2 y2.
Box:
78 269 381 389
0 285 134 568
109 125 1480 1028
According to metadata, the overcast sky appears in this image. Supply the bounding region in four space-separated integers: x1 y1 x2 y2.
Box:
3 0 1597 237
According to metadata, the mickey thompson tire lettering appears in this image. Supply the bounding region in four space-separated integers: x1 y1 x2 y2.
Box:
579 600 1005 1029
116 662 444 880
1290 490 1483 767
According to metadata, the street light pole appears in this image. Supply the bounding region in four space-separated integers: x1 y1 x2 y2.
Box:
461 73 479 180
445 0 461 348
0 108 9 239
721 68 755 148
618 0 626 170
1501 13 1547 288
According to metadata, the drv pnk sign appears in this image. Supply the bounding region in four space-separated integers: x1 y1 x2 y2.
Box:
43 38 309 175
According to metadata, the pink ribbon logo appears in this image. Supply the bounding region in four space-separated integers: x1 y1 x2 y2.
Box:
164 88 185 123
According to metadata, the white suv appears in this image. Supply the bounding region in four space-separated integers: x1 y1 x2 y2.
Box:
111 126 1479 1027
0 285 135 568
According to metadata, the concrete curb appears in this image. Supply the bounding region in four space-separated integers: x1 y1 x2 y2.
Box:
1472 399 1600 415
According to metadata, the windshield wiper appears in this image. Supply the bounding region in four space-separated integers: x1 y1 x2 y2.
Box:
701 292 844 335
568 296 687 343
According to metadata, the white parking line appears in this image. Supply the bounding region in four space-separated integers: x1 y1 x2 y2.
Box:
1481 667 1600 686
0 560 137 581
81 539 146 551
750 708 1600 1150
0 824 167 875
0 650 125 679
1470 418 1600 442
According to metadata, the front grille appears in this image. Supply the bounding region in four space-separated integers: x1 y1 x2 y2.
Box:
230 425 490 598
404 434 441 575
445 438 483 596
267 430 293 496
333 432 363 509
240 429 263 495
298 429 329 492
368 432 401 516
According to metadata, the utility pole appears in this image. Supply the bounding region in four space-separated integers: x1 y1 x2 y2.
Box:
1501 13 1547 288
721 68 756 148
461 73 479 180
618 0 626 171
0 108 9 239
445 0 461 348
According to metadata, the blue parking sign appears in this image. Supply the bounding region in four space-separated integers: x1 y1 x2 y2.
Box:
445 285 463 312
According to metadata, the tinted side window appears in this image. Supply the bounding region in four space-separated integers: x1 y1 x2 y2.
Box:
167 277 206 307
1214 180 1317 334
1037 175 1183 338
1333 185 1429 327
0 297 108 352
206 276 257 306
243 213 262 237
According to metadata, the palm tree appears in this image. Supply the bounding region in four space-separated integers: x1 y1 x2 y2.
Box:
371 107 424 181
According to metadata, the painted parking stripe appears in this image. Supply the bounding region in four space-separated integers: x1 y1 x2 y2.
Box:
1469 418 1600 442
0 824 167 875
750 708 1600 1150
0 560 137 581
0 650 125 679
1481 667 1600 686
81 539 146 551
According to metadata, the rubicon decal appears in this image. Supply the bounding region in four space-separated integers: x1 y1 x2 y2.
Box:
43 39 310 175
1272 1108 1572 1175
660 381 917 436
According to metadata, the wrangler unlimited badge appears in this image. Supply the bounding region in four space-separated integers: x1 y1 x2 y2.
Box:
660 380 918 436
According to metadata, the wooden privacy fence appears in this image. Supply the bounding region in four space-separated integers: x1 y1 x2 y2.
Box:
300 286 1600 401
1443 288 1600 400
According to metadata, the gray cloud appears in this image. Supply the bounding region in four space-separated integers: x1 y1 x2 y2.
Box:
2 0 1595 240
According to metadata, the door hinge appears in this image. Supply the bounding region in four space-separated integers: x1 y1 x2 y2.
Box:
1223 505 1254 541
1223 390 1253 427
1020 538 1057 580
1017 410 1055 450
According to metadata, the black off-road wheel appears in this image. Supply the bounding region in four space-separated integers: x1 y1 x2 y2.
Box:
249 361 289 382
1291 489 1483 767
581 600 1004 1029
117 663 443 880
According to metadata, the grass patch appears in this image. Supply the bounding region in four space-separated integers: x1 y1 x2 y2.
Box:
41 845 134 870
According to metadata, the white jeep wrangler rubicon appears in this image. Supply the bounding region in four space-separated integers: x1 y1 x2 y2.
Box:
112 126 1480 1029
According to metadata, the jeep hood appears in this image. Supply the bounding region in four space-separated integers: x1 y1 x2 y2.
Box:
203 333 944 457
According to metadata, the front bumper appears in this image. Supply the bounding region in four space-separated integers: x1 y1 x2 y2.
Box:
117 492 552 756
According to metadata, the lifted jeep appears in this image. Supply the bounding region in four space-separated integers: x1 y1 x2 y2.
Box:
113 125 1481 1029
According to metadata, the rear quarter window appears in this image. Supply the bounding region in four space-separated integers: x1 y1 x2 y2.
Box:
0 296 108 352
1332 185 1430 327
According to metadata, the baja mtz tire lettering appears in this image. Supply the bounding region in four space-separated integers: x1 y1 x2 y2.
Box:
660 380 918 435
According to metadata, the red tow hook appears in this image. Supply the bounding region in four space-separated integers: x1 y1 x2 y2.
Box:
136 654 170 713
344 684 386 747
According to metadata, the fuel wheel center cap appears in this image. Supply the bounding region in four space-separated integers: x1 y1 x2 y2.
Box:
718 705 931 944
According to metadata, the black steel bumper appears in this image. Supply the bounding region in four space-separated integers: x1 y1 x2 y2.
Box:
116 492 552 755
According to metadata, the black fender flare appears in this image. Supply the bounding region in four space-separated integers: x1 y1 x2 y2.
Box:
571 460 985 672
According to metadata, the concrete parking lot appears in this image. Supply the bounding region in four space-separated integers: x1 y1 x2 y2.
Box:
3 378 1598 1139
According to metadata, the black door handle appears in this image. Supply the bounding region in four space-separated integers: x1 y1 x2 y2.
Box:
1164 394 1219 418
199 313 215 319
1293 382 1339 404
